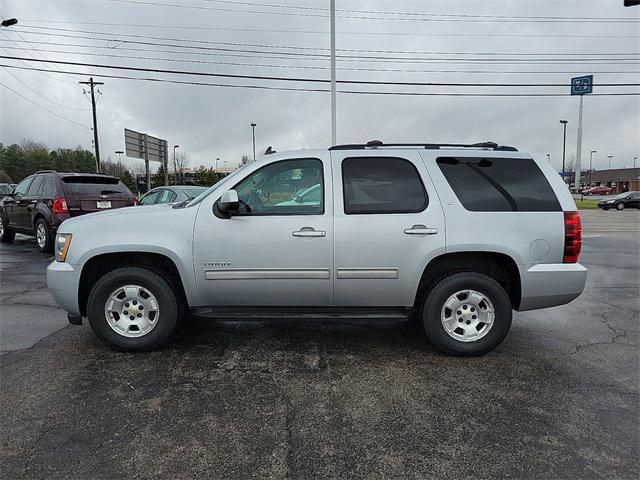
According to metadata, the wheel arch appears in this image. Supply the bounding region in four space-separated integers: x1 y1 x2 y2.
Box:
78 251 190 317
414 251 521 311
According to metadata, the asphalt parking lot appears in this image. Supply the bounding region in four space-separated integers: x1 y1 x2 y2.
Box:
1 210 638 479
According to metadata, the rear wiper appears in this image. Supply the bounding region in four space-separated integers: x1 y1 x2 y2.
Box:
100 190 121 195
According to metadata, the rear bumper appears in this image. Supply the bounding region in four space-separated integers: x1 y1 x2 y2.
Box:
46 261 81 316
518 263 587 311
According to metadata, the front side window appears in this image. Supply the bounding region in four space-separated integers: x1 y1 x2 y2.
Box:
437 157 561 212
342 157 428 214
233 158 324 215
27 177 44 196
158 189 177 204
13 177 33 197
140 190 160 205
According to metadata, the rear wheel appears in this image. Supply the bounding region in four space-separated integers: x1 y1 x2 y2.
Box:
87 267 180 351
422 272 512 356
35 218 54 253
0 214 15 243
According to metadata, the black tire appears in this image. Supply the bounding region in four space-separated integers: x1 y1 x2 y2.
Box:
0 213 15 243
602 207 609 211
422 272 512 356
616 202 625 211
34 218 54 253
87 267 180 351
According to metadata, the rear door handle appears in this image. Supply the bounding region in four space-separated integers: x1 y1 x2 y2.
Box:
404 224 438 235
293 227 326 238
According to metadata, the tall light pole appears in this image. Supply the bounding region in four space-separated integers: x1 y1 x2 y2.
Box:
559 120 568 183
545 153 551 163
607 155 613 169
115 150 124 162
330 0 337 145
216 157 220 172
589 150 596 186
251 123 257 160
173 144 179 184
634 156 637 168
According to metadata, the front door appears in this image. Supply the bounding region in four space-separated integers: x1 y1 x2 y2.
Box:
6 177 34 229
193 155 333 306
331 150 446 307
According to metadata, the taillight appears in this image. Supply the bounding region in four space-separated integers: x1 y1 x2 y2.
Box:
52 197 68 214
563 211 582 263
132 197 139 206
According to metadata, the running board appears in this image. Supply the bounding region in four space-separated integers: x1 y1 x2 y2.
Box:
191 307 412 321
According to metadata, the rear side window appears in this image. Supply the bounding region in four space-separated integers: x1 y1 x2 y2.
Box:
436 157 561 212
342 157 428 214
27 177 44 196
61 176 129 195
38 177 56 196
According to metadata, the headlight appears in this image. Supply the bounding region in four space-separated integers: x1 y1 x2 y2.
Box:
55 233 72 262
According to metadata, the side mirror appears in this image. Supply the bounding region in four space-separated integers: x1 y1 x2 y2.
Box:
218 189 239 217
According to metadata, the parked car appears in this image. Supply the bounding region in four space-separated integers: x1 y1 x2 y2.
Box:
597 191 640 210
582 186 614 196
46 141 587 356
0 171 136 252
0 183 13 197
139 185 207 205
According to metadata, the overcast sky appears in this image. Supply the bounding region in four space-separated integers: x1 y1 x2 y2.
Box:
0 0 638 174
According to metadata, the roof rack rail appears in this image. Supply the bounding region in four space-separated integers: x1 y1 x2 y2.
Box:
35 170 57 174
329 141 518 152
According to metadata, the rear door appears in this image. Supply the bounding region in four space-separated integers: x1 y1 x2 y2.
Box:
22 176 45 228
61 176 134 216
331 150 446 307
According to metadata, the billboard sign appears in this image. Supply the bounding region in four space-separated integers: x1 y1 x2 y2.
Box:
124 128 168 163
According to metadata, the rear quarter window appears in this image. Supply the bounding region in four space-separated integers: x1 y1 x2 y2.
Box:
436 157 561 212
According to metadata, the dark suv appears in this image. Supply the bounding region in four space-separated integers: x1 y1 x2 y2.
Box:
0 171 136 252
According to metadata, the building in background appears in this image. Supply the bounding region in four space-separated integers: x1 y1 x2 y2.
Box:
580 168 640 193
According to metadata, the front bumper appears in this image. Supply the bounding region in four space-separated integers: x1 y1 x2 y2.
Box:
518 263 587 311
46 261 81 316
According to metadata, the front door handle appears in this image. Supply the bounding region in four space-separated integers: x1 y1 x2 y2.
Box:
293 227 326 238
404 224 438 235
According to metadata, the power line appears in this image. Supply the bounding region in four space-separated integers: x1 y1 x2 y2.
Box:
17 25 640 57
104 0 640 23
6 30 640 63
3 63 639 97
18 20 640 39
0 80 90 129
6 44 639 76
2 55 639 88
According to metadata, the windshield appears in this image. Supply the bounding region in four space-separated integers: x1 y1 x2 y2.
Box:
0 184 12 194
613 192 631 200
178 165 248 208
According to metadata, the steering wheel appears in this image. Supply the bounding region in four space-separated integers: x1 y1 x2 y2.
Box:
246 190 264 213
238 199 252 213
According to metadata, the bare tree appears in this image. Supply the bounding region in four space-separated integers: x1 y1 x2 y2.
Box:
172 151 190 183
566 154 576 174
239 155 251 167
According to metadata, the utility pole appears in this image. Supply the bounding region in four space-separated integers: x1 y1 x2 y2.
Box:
79 78 104 173
559 120 568 184
251 123 257 160
330 0 337 145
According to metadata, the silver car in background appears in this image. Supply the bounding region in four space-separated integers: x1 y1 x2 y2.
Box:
46 141 587 356
139 185 208 205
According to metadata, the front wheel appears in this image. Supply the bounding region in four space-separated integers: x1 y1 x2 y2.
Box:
87 267 180 351
0 214 15 243
422 272 512 356
616 202 625 211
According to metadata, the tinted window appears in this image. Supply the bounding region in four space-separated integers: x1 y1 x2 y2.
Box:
13 177 33 197
27 177 44 196
180 186 207 199
233 158 323 215
0 184 12 195
39 177 56 196
158 189 177 204
437 157 561 212
61 176 129 195
342 157 428 214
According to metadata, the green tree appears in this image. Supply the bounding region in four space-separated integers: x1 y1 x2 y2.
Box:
193 165 219 187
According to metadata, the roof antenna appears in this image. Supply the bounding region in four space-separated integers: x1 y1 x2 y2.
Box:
264 146 276 155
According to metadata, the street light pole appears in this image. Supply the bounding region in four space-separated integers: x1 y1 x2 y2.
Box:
607 155 613 169
330 0 337 145
251 123 257 160
173 145 179 184
634 157 637 168
589 150 596 187
545 153 551 163
559 120 568 184
115 150 124 162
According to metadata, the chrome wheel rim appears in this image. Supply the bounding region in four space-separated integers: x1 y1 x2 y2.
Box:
36 223 47 248
441 289 495 343
104 284 160 338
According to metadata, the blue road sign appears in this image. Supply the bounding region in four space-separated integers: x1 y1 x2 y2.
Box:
571 75 593 95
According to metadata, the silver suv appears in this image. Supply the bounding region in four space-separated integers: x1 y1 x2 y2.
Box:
46 141 587 356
